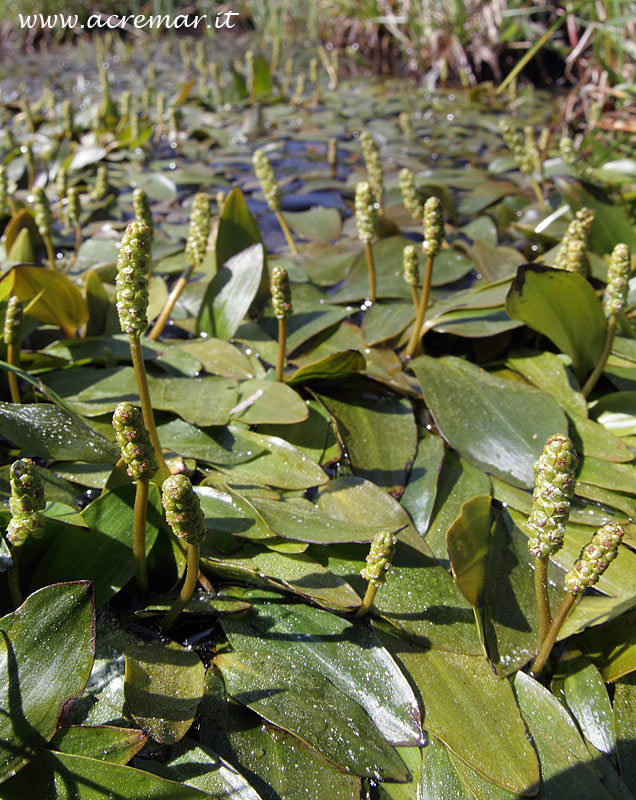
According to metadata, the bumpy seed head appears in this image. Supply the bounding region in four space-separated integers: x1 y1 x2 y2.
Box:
422 196 444 257
4 295 23 346
92 165 108 200
309 58 319 85
23 144 34 176
156 92 166 119
56 166 68 201
355 181 377 243
216 191 226 212
253 149 281 212
6 458 45 547
403 245 419 287
604 243 631 317
0 165 7 212
555 207 594 273
112 402 157 481
526 433 578 558
271 265 292 320
360 130 384 204
161 474 207 545
361 530 397 587
559 135 594 181
195 40 206 75
65 186 80 229
129 111 140 141
116 221 151 336
523 126 541 174
328 137 337 170
271 35 281 72
399 168 423 220
399 111 414 140
132 187 153 238
119 90 131 120
538 127 550 160
33 187 53 239
565 521 624 594
185 192 211 268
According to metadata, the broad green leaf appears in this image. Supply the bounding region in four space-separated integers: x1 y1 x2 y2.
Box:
282 207 342 243
361 301 413 346
0 403 118 463
197 243 265 339
0 582 95 783
578 609 636 682
256 398 341 465
563 182 636 253
214 650 410 782
51 725 147 764
399 434 446 538
507 350 587 417
420 738 472 800
252 54 272 96
174 337 255 379
561 653 615 754
221 595 423 745
505 265 605 380
377 746 422 800
32 485 162 606
614 675 636 795
131 172 177 200
376 629 540 796
592 391 636 437
200 668 361 800
568 413 634 463
287 350 366 385
577 456 636 494
428 306 522 338
318 381 417 494
69 145 107 170
124 642 206 745
232 379 308 425
144 737 263 800
446 495 491 607
0 264 89 337
412 355 568 489
213 428 328 490
0 751 212 799
157 418 266 465
513 671 612 799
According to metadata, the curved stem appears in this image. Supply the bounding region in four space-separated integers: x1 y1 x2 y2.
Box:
410 284 419 314
534 555 552 647
7 343 21 403
66 223 82 272
275 209 298 254
44 234 55 269
148 265 193 340
355 582 378 618
529 176 547 210
129 334 171 482
276 318 287 382
133 477 149 592
363 240 376 303
582 314 616 398
530 591 576 678
404 254 434 359
161 542 200 632
8 550 22 608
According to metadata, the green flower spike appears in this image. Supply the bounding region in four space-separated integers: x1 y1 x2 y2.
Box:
56 166 68 204
160 474 206 631
355 181 378 303
603 243 630 317
92 165 108 200
560 135 594 182
216 191 226 212
133 187 153 238
422 196 444 258
403 244 420 313
399 111 414 140
328 136 338 178
399 168 423 220
0 164 7 213
245 50 255 96
271 266 292 382
33 186 55 268
584 241 631 398
527 433 578 648
185 193 211 268
120 90 131 120
112 402 158 481
113 402 157 591
23 144 34 189
149 193 210 340
116 221 151 336
66 186 80 229
292 72 306 106
532 521 624 678
357 530 397 617
360 130 384 207
4 295 23 403
6 458 45 548
129 111 140 141
555 207 594 274
253 149 297 254
271 35 281 72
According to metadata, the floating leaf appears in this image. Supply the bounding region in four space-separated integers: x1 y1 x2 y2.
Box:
51 725 147 764
561 652 615 755
282 207 342 243
446 495 491 607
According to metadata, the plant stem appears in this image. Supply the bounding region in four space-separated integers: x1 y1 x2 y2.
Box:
148 265 193 340
363 240 376 303
7 551 22 608
276 318 287 382
161 542 200 632
582 314 616 397
410 284 419 313
534 555 552 646
44 234 55 269
530 591 576 678
529 177 547 210
275 209 298 254
355 582 378 618
133 477 149 592
7 343 21 403
404 254 434 359
128 334 171 482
